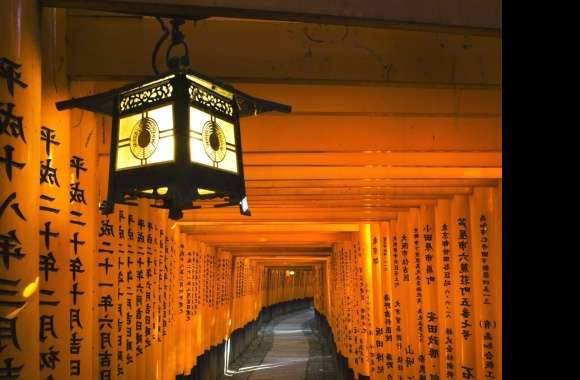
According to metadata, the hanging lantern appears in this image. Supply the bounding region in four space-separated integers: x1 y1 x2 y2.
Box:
56 69 290 219
56 17 291 220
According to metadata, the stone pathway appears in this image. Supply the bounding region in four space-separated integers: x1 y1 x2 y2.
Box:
224 307 337 380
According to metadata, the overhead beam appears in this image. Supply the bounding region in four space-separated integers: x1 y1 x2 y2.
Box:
243 151 501 167
43 0 500 36
179 223 360 233
245 179 500 188
227 246 330 254
65 16 500 85
181 208 398 222
187 231 353 244
244 166 501 180
240 115 501 152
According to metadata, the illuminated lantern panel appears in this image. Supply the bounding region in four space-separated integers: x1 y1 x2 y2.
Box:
189 107 238 174
116 104 175 170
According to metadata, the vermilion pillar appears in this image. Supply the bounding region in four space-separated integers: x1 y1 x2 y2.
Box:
0 1 41 379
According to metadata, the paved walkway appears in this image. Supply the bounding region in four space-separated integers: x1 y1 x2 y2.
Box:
225 307 337 380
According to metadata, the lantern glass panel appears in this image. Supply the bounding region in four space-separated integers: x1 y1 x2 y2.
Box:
115 104 175 170
189 106 238 174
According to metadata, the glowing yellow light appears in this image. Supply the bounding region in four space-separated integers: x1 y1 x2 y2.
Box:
22 276 39 298
4 305 26 319
157 187 168 195
116 104 175 171
189 107 238 173
198 188 215 195
171 223 176 230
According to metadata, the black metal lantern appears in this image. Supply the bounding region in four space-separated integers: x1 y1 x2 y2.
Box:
56 69 290 219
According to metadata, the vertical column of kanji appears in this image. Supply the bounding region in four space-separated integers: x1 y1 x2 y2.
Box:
183 235 193 375
330 247 337 346
199 245 207 351
156 209 169 379
208 245 216 345
225 252 233 339
133 201 147 379
379 222 395 378
192 241 202 367
267 266 274 306
143 204 155 380
419 204 440 379
209 248 217 346
492 183 501 379
183 236 191 372
264 266 270 308
214 251 222 343
185 238 194 369
407 208 422 380
449 196 476 380
217 251 230 344
68 83 97 380
240 258 247 326
336 245 345 356
161 216 172 380
389 219 405 380
124 205 137 379
396 212 415 379
469 187 500 380
369 224 384 379
237 257 244 326
174 229 185 375
95 208 118 380
345 243 355 368
170 219 178 377
347 241 358 375
157 218 168 380
434 199 456 380
335 244 346 359
355 226 371 378
169 222 179 379
148 206 161 380
38 7 71 379
268 266 273 308
229 258 238 330
355 239 364 375
344 243 353 363
115 204 127 379
224 253 231 338
0 1 40 379
329 250 336 344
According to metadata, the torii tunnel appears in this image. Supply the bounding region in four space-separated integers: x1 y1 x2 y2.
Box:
0 1 501 379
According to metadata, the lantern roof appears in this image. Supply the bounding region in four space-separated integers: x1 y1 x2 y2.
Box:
56 69 291 117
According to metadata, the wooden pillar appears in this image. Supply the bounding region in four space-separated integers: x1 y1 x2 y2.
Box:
39 7 72 379
449 195 477 379
419 204 440 378
0 1 41 379
469 187 501 380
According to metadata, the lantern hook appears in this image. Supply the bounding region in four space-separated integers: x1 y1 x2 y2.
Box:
152 17 190 75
